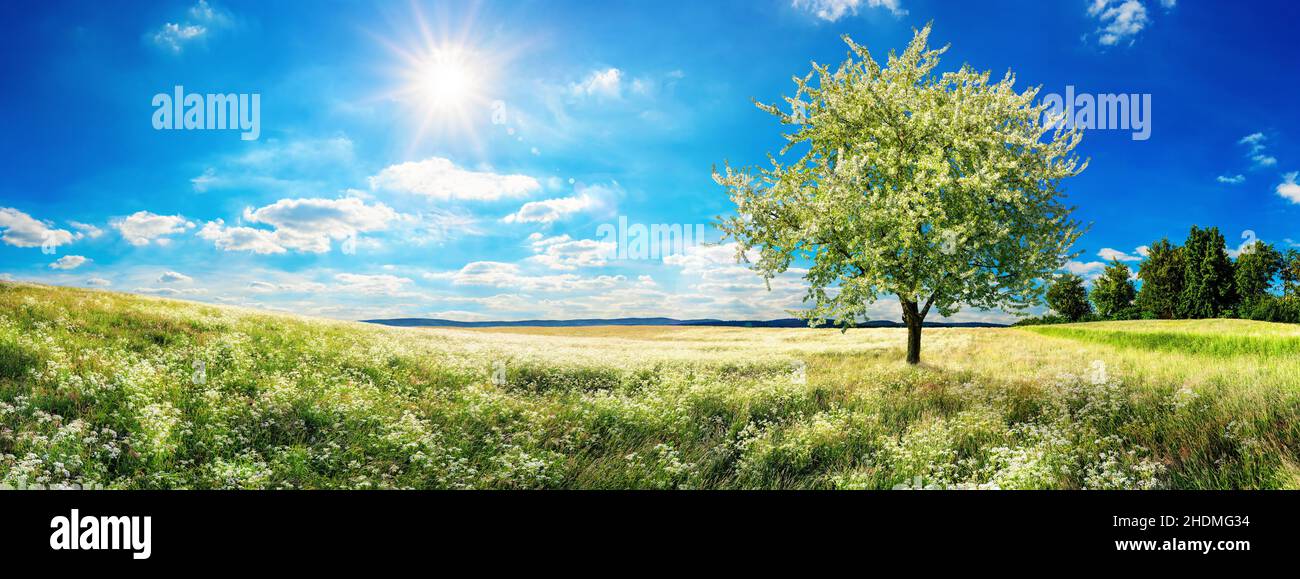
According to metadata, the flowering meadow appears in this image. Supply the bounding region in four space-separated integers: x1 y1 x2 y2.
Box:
1 282 1297 489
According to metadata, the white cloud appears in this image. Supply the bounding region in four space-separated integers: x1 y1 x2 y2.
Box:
1064 260 1107 280
113 211 195 246
793 0 907 21
1240 132 1277 168
68 221 104 239
1216 174 1245 185
49 255 88 270
369 157 541 201
1097 247 1143 262
133 287 208 296
187 0 231 26
333 273 416 296
244 197 400 252
570 68 624 99
151 23 206 53
197 220 286 254
150 0 231 54
158 271 193 284
426 261 626 293
1136 245 1150 257
526 234 616 270
1087 0 1151 46
503 182 617 224
198 197 403 254
1277 172 1300 204
86 277 112 287
503 194 599 224
0 207 75 249
245 280 327 293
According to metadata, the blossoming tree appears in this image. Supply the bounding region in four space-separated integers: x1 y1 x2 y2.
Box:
714 24 1087 364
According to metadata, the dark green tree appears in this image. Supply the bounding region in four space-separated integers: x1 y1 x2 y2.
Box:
1281 249 1300 298
1179 226 1235 318
1091 260 1137 319
1135 238 1183 319
1045 273 1091 321
1234 240 1282 311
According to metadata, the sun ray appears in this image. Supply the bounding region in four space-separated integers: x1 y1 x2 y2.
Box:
360 1 532 160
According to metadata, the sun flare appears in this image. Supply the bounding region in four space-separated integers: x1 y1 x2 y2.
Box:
418 51 475 109
372 2 528 154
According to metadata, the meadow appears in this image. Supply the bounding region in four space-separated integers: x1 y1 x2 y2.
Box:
1 281 1297 489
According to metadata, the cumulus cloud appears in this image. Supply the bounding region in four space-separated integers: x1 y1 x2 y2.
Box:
68 221 104 239
369 157 541 201
197 220 286 254
1277 172 1300 204
1216 174 1246 185
526 234 616 270
86 277 112 287
333 273 416 296
158 271 193 283
113 211 195 246
244 197 400 252
1064 260 1108 280
246 280 327 293
199 197 403 254
1097 247 1143 262
425 261 626 293
49 255 89 270
793 0 907 20
151 23 206 53
1087 0 1151 46
0 207 75 249
503 194 599 224
570 68 624 99
133 287 208 296
150 0 232 54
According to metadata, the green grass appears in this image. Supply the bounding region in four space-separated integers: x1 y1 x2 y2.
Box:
1 281 1298 489
1025 324 1300 357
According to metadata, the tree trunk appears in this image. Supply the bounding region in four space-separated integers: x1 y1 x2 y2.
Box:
901 299 924 365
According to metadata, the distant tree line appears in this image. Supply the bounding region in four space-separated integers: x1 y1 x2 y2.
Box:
1018 226 1300 325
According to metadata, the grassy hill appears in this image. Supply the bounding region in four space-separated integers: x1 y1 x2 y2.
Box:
1 281 1297 489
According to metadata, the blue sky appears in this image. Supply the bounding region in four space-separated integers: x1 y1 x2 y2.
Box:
2 0 1298 323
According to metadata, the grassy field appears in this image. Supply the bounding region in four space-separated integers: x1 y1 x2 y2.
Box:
1 281 1298 489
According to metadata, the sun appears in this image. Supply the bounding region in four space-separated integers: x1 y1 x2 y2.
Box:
368 2 532 154
418 50 475 110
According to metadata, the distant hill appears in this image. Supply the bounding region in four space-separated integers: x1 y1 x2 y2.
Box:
362 317 1007 329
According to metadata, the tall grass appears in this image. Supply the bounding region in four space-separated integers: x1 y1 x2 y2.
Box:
1 281 1297 489
1025 325 1300 357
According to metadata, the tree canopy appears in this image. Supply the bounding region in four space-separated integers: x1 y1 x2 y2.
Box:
1179 226 1235 318
1134 238 1183 319
1046 273 1091 322
715 24 1087 364
1091 260 1136 318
